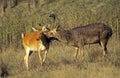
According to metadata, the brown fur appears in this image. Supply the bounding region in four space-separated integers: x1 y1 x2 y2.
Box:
48 23 113 58
22 27 56 70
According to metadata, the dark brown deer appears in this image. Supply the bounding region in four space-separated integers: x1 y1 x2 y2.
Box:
48 23 113 59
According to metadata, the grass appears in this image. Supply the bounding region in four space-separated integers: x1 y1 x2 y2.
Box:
0 0 120 78
0 35 120 78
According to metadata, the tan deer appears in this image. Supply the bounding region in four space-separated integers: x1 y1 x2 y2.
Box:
22 26 55 70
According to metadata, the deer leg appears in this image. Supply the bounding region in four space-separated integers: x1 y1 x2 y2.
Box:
38 50 43 66
74 47 79 59
80 46 84 57
43 50 48 63
100 40 108 56
24 48 30 70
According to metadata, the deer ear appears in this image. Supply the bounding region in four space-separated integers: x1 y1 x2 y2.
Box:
32 27 38 32
56 25 61 31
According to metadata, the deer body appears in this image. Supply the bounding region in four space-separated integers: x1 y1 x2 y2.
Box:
48 23 112 58
22 27 52 70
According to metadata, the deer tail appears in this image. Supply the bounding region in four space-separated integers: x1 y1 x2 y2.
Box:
21 33 25 38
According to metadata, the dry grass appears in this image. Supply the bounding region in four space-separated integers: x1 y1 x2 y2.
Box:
0 35 120 78
0 0 119 78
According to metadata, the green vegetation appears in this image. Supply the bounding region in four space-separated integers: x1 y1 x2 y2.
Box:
0 0 120 78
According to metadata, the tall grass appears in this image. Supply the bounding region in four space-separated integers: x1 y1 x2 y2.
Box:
0 0 120 78
0 35 120 78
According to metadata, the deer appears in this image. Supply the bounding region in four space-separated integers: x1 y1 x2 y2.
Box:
47 23 113 59
21 26 56 70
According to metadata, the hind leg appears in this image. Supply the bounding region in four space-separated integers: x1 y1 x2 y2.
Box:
24 48 30 70
74 47 79 59
100 39 108 56
80 46 84 57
